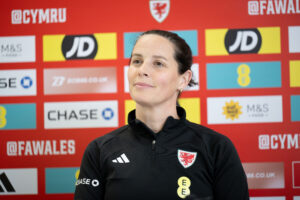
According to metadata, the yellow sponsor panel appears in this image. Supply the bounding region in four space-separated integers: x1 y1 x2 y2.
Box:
258 27 281 54
75 169 80 180
0 106 7 128
178 98 201 124
205 29 228 56
94 33 117 60
290 60 300 87
43 35 65 61
125 100 136 124
43 33 117 61
205 27 280 56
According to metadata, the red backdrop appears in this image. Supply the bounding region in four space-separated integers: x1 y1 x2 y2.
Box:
0 0 300 199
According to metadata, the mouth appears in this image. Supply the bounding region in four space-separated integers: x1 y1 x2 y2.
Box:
134 82 154 88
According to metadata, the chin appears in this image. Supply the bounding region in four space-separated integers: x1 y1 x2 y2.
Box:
131 95 153 106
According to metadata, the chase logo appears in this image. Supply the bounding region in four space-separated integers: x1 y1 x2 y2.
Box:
206 61 281 89
20 76 33 88
205 27 281 56
0 168 37 195
45 167 79 194
0 69 36 96
44 101 118 129
43 33 117 61
0 103 36 130
102 108 114 120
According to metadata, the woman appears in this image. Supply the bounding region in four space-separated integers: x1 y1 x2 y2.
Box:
74 30 249 200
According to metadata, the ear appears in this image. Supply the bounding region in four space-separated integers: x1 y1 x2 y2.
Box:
178 70 192 91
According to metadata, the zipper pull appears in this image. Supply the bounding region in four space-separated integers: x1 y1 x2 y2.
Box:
152 140 156 150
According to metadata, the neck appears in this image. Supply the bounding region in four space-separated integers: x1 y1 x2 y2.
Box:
135 102 178 133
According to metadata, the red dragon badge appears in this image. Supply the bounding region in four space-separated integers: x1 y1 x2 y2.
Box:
149 0 170 23
178 149 197 168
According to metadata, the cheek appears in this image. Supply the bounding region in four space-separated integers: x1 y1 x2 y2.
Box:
156 72 178 89
127 67 135 84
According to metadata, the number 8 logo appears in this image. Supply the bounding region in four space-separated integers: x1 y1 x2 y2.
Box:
237 64 251 87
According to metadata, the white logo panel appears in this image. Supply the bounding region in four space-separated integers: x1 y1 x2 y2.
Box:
0 36 35 63
207 95 283 124
294 196 300 200
124 66 130 93
289 26 300 53
0 69 36 96
184 64 199 91
44 101 118 129
0 168 37 195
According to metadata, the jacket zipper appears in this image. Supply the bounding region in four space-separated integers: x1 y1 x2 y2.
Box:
151 139 156 161
152 140 156 150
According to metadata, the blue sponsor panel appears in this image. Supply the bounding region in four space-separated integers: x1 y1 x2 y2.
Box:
45 167 79 194
0 103 36 130
291 95 300 122
124 30 198 58
206 61 281 89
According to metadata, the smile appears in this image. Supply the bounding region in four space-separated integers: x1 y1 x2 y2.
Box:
134 82 154 88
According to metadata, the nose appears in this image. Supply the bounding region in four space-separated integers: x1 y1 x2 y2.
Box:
138 62 149 77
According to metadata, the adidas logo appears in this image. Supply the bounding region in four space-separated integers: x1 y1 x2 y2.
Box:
0 172 15 193
112 153 130 163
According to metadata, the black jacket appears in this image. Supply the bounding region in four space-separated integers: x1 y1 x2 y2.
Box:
74 107 249 200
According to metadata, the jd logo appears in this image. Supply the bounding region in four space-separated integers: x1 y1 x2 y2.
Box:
225 29 262 54
62 35 98 60
0 172 15 192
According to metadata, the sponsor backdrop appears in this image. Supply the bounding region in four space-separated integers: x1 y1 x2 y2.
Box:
0 0 299 199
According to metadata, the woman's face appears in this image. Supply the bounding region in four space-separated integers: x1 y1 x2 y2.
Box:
128 34 186 107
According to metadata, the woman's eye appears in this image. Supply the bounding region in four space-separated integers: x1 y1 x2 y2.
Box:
131 59 142 65
154 61 164 67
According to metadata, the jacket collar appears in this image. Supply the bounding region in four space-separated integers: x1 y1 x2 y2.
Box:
128 106 186 137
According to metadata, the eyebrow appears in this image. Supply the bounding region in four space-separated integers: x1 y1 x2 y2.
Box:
153 55 168 61
131 53 168 61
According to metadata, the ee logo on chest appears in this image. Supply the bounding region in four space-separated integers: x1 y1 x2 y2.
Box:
177 176 191 199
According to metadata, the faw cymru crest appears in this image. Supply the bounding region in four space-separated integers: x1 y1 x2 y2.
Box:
149 0 170 23
178 149 197 168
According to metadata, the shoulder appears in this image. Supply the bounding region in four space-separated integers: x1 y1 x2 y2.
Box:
184 121 238 160
185 121 243 171
185 120 232 146
85 125 130 153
